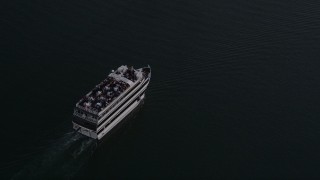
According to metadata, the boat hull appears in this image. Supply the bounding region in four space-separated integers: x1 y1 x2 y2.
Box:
73 79 149 140
72 65 151 140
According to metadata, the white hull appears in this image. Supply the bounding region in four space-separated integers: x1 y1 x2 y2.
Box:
73 79 149 140
98 93 144 139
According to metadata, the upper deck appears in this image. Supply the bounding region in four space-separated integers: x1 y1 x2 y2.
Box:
75 65 146 115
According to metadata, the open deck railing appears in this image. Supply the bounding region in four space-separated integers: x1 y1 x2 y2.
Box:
76 104 99 114
73 111 98 123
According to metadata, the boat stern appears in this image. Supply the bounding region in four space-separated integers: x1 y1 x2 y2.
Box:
73 122 98 139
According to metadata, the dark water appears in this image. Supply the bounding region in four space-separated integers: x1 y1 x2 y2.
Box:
1 0 320 179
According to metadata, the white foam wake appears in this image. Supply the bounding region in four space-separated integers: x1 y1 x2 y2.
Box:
12 132 97 179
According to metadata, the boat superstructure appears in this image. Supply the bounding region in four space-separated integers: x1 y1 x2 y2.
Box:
72 65 151 140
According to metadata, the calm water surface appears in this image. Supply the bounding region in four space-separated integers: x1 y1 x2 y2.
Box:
1 0 320 179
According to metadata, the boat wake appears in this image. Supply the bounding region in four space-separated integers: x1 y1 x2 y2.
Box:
12 132 97 179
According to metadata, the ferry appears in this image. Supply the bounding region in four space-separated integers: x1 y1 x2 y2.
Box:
72 65 151 140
